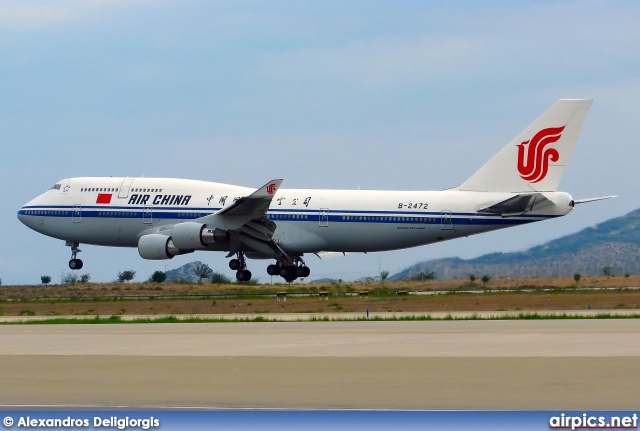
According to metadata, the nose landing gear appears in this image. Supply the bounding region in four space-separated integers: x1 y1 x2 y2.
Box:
67 241 83 270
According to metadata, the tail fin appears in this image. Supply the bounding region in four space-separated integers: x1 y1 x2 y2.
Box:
456 99 593 193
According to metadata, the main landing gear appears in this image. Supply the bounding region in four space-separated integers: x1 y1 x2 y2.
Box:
228 252 311 283
67 241 83 270
267 255 310 283
229 251 252 282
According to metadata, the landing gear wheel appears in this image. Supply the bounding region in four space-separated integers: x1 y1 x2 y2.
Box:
236 269 252 281
301 266 310 277
267 264 279 276
68 259 83 270
280 266 298 281
229 259 240 270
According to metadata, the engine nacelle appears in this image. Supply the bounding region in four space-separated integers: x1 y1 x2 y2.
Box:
138 234 193 260
171 222 230 250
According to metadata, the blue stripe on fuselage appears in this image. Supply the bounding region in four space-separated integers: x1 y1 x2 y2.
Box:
18 206 557 226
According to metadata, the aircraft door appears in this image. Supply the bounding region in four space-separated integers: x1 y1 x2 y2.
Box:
143 205 152 224
441 211 453 230
119 179 134 198
72 205 82 223
319 209 329 227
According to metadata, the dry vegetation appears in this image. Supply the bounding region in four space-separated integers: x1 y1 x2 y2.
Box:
1 276 639 317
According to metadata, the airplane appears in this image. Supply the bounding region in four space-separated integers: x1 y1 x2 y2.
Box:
17 99 613 282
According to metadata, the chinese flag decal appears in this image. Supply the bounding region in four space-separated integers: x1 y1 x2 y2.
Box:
96 193 112 204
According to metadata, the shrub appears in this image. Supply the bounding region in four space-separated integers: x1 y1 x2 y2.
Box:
210 272 232 284
62 273 79 284
41 275 52 285
481 275 491 286
117 270 136 283
80 274 91 283
150 271 167 283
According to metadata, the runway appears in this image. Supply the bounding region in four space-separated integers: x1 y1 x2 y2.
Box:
1 320 639 409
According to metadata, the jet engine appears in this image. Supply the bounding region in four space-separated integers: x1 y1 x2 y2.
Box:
138 234 193 260
171 222 230 250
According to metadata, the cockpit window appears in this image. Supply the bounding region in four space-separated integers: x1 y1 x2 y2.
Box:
51 184 61 190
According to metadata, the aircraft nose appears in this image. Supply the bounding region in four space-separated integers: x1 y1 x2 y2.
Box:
17 205 39 230
17 206 29 226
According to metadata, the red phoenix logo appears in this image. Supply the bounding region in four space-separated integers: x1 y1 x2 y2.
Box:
266 183 277 195
517 126 565 183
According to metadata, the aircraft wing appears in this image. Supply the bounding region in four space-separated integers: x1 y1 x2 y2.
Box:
195 179 288 260
196 179 283 230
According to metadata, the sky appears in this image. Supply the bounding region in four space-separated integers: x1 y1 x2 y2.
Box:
1 0 639 285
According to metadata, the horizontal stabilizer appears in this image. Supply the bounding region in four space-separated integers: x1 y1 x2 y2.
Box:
477 193 549 217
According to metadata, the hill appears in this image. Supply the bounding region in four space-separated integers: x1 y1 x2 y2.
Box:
391 208 640 280
165 261 203 283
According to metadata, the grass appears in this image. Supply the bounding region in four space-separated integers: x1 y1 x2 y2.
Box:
5 275 640 301
2 312 640 325
2 277 639 318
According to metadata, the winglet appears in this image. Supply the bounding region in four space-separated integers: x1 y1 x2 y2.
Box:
214 179 283 218
253 179 283 198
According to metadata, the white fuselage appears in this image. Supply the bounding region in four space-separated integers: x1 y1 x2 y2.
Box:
17 177 572 257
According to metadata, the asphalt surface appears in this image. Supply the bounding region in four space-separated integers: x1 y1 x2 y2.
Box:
1 319 638 409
